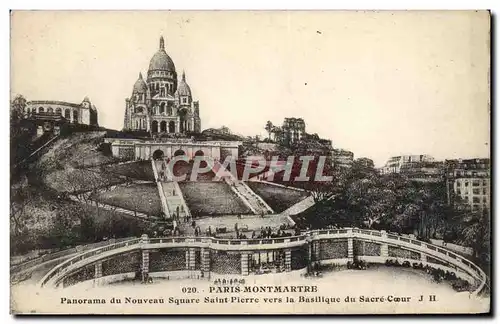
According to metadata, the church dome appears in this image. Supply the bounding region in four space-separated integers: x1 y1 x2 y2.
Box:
175 71 192 97
133 73 148 93
148 36 176 73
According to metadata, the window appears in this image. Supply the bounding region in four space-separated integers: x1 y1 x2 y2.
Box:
38 107 44 113
456 189 461 195
472 197 480 203
483 188 487 195
65 109 71 119
464 181 469 187
483 197 488 203
473 188 480 195
182 97 188 104
55 107 62 115
472 180 480 186
483 180 488 186
73 109 78 123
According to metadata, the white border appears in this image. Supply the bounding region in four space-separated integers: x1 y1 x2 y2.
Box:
2 1 498 323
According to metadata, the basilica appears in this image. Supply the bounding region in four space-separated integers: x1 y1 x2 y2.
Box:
123 36 201 134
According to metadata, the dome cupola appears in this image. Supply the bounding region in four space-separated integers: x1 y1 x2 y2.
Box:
133 73 148 93
148 36 176 73
175 71 192 98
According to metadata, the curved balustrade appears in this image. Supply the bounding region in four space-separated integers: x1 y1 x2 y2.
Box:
39 228 488 296
39 238 141 288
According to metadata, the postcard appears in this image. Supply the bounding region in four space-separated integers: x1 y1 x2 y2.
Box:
10 10 490 314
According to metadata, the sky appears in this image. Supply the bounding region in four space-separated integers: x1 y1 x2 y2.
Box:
10 11 490 167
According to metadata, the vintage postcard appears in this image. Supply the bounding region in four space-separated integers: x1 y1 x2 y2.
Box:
10 10 490 314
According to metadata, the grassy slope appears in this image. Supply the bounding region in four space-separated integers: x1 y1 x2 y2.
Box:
246 181 309 213
10 131 154 254
93 183 162 215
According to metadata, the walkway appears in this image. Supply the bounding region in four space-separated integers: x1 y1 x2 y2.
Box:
280 195 316 216
151 159 191 220
430 239 473 256
68 195 150 219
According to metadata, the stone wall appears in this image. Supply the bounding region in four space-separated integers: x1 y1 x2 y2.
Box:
320 239 348 259
102 251 141 276
211 251 241 274
354 240 381 257
149 248 187 272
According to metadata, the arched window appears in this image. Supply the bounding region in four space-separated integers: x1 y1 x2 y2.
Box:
168 121 176 133
151 120 158 133
55 107 62 115
64 109 71 120
160 102 165 114
31 107 36 114
38 107 44 113
167 106 172 116
47 107 54 113
73 109 79 123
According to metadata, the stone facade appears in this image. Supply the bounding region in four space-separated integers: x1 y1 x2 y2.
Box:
24 97 98 126
123 36 201 134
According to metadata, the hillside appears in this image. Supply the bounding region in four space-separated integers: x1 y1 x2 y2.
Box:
10 130 156 255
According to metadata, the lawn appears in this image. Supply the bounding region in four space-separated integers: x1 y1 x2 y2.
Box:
93 183 162 216
246 181 309 213
179 182 252 217
103 161 155 181
173 160 216 181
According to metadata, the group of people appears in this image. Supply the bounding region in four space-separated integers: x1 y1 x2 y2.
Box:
251 226 293 239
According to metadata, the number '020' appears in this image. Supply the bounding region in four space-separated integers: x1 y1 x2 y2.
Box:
182 287 197 293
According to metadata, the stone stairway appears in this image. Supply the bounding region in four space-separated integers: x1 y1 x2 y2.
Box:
159 159 191 220
151 160 171 219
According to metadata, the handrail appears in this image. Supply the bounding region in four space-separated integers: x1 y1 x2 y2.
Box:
39 238 141 287
39 228 487 295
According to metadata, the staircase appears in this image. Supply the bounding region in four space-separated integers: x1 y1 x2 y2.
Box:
151 160 170 219
210 160 273 215
160 159 191 220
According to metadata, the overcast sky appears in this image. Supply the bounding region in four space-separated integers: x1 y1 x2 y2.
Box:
11 11 490 166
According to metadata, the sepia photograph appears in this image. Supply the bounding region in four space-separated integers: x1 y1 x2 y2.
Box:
9 10 491 314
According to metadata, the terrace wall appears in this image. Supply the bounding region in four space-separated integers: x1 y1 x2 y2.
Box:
39 229 488 296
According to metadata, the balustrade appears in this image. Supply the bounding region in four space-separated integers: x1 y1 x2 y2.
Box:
39 228 487 295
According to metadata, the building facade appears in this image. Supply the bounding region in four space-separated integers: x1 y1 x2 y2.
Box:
24 97 98 126
445 158 490 213
380 155 436 174
332 149 354 169
355 157 375 169
123 36 201 134
282 118 306 144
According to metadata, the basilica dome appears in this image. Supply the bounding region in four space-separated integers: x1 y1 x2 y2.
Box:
175 71 192 97
133 73 148 93
148 36 176 73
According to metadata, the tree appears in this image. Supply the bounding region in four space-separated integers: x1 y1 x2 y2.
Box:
265 121 273 140
456 209 490 263
272 126 283 144
11 94 27 123
10 186 31 235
